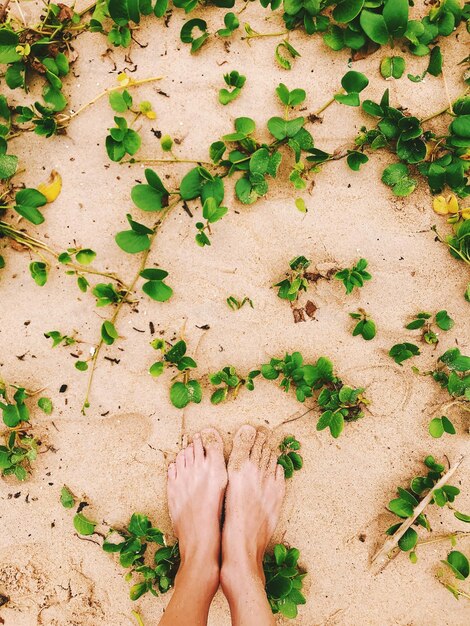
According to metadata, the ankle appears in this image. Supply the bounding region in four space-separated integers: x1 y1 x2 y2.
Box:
177 553 220 596
220 556 265 598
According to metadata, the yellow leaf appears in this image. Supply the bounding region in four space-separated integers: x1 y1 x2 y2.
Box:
117 72 130 87
295 198 307 213
447 194 459 214
432 196 448 215
38 170 62 203
461 207 470 220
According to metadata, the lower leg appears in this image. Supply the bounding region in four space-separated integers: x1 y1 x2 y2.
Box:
221 426 285 626
158 430 227 626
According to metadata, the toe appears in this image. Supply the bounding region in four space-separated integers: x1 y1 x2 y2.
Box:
168 462 176 480
275 463 285 482
176 448 186 473
250 429 267 464
266 451 278 477
228 424 256 471
193 432 204 463
185 443 195 466
201 428 224 458
260 441 271 471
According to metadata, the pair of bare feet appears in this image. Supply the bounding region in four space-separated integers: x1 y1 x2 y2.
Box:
158 425 286 626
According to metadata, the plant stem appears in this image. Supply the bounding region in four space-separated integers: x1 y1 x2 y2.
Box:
416 531 470 547
81 199 179 414
78 1 97 16
371 454 465 570
0 221 128 286
121 157 213 166
313 92 343 117
421 88 469 123
242 30 288 40
58 76 164 123
132 611 145 626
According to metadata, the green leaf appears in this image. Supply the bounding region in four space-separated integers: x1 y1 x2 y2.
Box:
383 0 409 38
398 527 418 552
0 29 21 64
347 151 369 171
128 513 150 536
0 154 18 180
38 397 53 414
60 485 75 509
360 10 389 45
170 382 190 408
443 551 469 580
75 249 96 265
266 575 293 599
341 71 369 94
14 188 47 225
427 46 442 77
142 279 173 302
380 56 405 79
428 417 445 438
454 511 470 523
130 582 148 601
332 0 364 24
274 544 287 566
73 512 96 535
101 321 118 345
115 230 151 253
435 310 454 331
389 498 414 518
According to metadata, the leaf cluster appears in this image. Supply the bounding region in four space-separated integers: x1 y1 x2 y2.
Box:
263 544 306 619
277 436 303 478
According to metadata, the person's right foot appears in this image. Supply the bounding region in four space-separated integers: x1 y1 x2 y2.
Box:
221 425 285 590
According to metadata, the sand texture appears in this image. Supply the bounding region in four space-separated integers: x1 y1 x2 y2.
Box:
0 1 469 625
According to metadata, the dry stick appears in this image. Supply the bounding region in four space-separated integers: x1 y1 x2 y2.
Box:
81 199 178 413
371 454 465 570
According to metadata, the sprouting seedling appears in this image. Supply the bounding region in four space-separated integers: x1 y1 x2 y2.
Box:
219 71 246 105
275 40 301 70
44 330 77 347
226 296 253 311
316 382 366 439
277 436 303 479
389 342 421 365
439 551 470 600
380 56 406 80
335 258 372 294
429 415 456 439
0 385 39 481
102 513 180 600
195 197 228 247
349 309 376 340
106 116 141 162
263 544 306 619
275 256 311 303
378 455 465 564
334 71 369 107
217 12 240 37
405 310 454 345
209 366 260 404
92 283 127 307
149 339 201 409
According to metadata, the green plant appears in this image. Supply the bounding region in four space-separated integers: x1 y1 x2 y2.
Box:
439 550 470 600
429 348 470 403
219 71 246 105
389 342 420 365
405 310 454 345
429 416 456 439
263 544 306 619
103 513 180 600
209 366 260 404
335 258 372 294
380 56 405 79
349 309 376 340
277 436 303 478
383 456 464 562
0 384 39 480
149 339 202 408
226 296 253 310
275 256 311 302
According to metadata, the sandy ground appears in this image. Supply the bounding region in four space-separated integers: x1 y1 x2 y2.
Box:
0 1 469 624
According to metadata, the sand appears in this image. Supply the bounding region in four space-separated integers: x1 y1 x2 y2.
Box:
0 1 469 624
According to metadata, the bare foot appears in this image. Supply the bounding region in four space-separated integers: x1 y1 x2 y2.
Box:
167 428 227 592
221 425 285 593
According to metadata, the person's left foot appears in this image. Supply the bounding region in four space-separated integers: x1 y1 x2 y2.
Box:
167 428 227 586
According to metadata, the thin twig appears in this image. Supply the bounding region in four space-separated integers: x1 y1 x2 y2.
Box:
371 455 465 570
